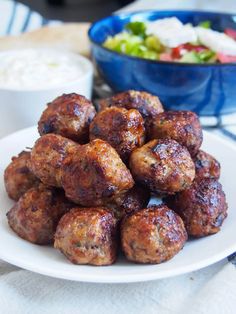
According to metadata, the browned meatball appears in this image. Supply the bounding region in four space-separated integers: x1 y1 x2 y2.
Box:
107 185 150 220
4 151 39 201
62 139 134 206
29 134 77 187
98 90 164 132
54 207 117 266
121 205 187 264
194 150 220 181
148 111 203 156
164 179 228 237
89 107 145 161
129 139 195 195
7 184 73 245
38 93 96 143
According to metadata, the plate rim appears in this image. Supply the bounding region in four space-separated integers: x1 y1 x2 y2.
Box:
0 126 236 283
0 242 235 283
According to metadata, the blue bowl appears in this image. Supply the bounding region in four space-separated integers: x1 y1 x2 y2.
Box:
88 10 236 116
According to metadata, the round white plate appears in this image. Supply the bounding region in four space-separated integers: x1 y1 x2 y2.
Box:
0 126 235 283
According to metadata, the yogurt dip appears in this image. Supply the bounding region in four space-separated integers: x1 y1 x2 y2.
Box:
0 49 90 90
0 48 93 136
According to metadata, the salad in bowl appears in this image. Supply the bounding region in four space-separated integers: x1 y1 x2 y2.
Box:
103 17 236 63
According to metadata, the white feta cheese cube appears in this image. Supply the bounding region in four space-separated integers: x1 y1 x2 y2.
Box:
146 17 197 48
196 27 236 56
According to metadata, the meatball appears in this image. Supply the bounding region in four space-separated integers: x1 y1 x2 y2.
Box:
29 134 76 187
54 207 117 266
164 179 228 237
4 151 39 201
7 184 73 244
121 205 187 264
194 150 220 181
90 107 145 161
148 111 203 156
62 139 134 206
129 139 195 194
107 185 150 220
38 93 96 143
98 90 164 132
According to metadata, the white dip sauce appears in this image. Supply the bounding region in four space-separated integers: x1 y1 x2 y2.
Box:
0 49 86 90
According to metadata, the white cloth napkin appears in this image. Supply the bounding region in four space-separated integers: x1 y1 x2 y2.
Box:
0 259 235 314
0 0 59 36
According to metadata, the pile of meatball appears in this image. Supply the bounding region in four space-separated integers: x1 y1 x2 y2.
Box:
4 91 228 266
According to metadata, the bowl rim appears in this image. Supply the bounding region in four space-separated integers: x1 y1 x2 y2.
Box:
88 9 236 67
0 48 94 92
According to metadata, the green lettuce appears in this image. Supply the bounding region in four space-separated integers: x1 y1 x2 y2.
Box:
198 20 212 29
125 21 147 37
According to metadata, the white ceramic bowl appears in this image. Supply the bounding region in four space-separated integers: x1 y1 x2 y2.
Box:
0 49 93 137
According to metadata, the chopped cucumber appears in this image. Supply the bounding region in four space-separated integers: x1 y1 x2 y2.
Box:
198 50 216 62
180 51 201 63
145 35 163 52
125 21 147 37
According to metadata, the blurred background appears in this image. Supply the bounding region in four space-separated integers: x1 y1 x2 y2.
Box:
18 0 236 23
19 0 134 22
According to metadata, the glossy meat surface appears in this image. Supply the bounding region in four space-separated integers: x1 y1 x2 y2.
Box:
194 149 220 181
4 151 39 201
38 93 96 143
164 179 228 237
54 207 117 265
107 185 150 220
90 107 145 161
129 139 195 194
98 90 164 132
62 139 134 206
121 205 187 264
7 184 73 244
148 110 203 156
29 134 77 187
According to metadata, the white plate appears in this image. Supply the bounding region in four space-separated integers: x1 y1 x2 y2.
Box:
0 126 235 283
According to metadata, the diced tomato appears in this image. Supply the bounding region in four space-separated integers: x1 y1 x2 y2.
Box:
159 53 173 61
171 43 207 59
183 43 206 52
217 52 236 63
172 45 184 59
225 28 236 40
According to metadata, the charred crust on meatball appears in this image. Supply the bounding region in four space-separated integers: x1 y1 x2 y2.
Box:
148 110 203 156
89 106 145 161
38 93 96 144
193 150 220 181
54 207 117 266
61 139 134 206
7 184 73 245
164 179 228 237
29 134 77 187
121 204 187 264
129 139 195 194
106 185 150 220
98 90 164 131
4 150 39 201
